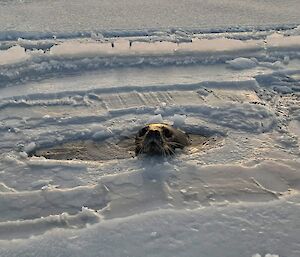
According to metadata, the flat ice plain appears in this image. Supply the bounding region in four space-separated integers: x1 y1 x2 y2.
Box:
0 1 300 257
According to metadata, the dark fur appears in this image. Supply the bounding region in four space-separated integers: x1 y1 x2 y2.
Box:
135 123 190 156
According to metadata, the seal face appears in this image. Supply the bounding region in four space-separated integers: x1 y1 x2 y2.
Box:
135 123 190 156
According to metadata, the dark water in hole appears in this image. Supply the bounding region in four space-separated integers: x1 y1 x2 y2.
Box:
33 134 221 161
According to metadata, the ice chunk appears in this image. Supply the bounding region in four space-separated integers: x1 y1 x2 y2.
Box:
197 88 211 96
43 114 51 119
90 124 113 139
91 32 104 41
24 142 36 153
146 114 164 124
171 114 186 127
150 231 158 238
31 179 53 189
19 151 28 159
283 56 290 65
227 57 257 70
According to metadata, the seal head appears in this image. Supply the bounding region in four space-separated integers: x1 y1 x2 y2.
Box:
135 123 190 156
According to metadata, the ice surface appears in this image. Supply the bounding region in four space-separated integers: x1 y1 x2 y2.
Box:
1 193 299 257
0 0 300 33
0 33 299 91
0 9 300 257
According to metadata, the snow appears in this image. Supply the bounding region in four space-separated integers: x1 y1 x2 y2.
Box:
0 2 300 257
226 57 257 70
1 194 299 257
0 0 300 34
252 255 280 257
0 45 29 65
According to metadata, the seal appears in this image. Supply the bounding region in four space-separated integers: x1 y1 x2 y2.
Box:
135 123 190 156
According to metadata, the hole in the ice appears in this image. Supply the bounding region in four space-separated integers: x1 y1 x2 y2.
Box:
32 136 136 161
31 126 224 161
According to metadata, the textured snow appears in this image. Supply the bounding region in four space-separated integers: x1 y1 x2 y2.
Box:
0 2 300 257
0 0 300 33
0 45 29 65
227 57 257 70
252 255 279 257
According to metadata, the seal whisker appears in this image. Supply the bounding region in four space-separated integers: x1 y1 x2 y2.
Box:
167 146 175 155
168 141 185 148
138 144 145 155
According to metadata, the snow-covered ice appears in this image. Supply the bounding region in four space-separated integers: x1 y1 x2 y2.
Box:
0 0 300 34
0 2 300 257
226 57 257 70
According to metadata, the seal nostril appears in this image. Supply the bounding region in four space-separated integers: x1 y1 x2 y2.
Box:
149 130 160 135
148 130 160 137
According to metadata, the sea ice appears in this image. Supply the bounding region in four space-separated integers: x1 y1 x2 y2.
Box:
0 21 300 257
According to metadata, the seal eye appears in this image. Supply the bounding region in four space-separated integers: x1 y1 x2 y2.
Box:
138 126 149 137
163 128 172 138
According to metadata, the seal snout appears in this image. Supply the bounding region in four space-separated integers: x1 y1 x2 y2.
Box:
145 129 162 143
143 129 164 154
135 123 190 156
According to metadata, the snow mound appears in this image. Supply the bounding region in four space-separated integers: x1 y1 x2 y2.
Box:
227 57 257 70
0 207 101 240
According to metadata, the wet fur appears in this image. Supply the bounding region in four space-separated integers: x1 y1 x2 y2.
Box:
135 123 190 156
